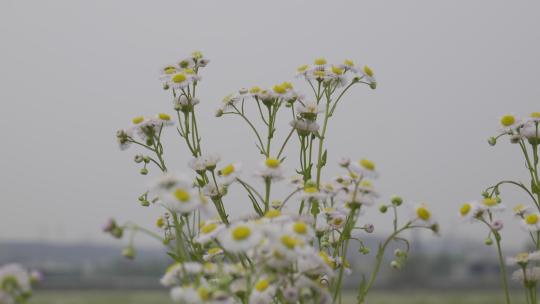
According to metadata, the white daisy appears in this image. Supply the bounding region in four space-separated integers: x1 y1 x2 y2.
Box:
195 221 225 244
218 222 262 253
217 162 242 184
351 158 378 178
522 213 540 232
296 100 323 121
290 119 320 136
507 251 540 266
499 113 520 134
249 278 276 304
255 158 285 181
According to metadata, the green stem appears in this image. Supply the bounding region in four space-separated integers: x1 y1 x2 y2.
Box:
494 231 512 304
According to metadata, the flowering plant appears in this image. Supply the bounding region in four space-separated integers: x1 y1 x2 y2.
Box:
110 51 438 304
460 112 540 304
0 264 41 304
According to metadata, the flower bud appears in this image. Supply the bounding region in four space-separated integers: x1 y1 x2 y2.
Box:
390 260 401 269
163 83 170 90
369 82 377 90
485 237 493 246
379 205 388 213
510 134 522 144
491 220 504 231
112 227 123 239
359 246 371 255
122 247 135 259
338 157 350 168
364 223 374 233
143 156 150 164
488 137 497 146
140 168 148 175
134 155 144 163
391 195 403 206
215 109 224 117
140 200 150 207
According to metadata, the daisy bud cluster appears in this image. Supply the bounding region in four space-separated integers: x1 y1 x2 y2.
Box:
109 52 438 304
460 111 540 304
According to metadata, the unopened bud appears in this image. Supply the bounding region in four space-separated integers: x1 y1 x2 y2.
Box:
485 238 493 246
364 224 374 233
390 260 401 269
391 196 403 206
122 247 135 259
140 168 148 175
134 155 144 163
487 137 497 146
379 205 388 213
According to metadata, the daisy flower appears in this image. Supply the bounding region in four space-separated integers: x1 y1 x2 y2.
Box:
351 158 379 178
217 162 242 184
290 119 320 136
296 100 323 121
522 213 540 232
255 158 285 181
507 251 540 266
286 220 315 241
218 222 262 253
195 221 225 244
512 267 540 284
458 202 478 222
477 197 505 213
249 278 276 304
412 203 435 225
499 113 520 134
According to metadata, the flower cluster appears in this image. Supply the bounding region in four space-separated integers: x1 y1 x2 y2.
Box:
109 52 437 304
462 112 540 304
0 264 41 304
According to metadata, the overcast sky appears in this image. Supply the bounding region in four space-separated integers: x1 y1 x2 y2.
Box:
1 0 539 249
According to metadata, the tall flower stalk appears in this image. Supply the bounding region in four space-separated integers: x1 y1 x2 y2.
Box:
110 51 438 304
460 112 540 304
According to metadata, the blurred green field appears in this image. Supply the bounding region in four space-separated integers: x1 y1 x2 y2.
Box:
32 290 522 304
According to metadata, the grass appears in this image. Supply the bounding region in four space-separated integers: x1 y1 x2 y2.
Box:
32 290 523 304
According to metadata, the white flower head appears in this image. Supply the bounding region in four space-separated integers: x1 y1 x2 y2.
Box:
217 162 242 184
218 222 262 253
522 212 540 232
351 159 378 179
255 158 285 181
195 221 225 244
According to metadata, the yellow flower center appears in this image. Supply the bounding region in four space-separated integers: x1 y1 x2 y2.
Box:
333 217 343 225
359 159 375 171
331 66 344 75
281 235 298 249
156 217 164 228
297 64 309 72
207 247 222 255
293 222 307 234
192 51 203 59
416 207 431 221
220 164 235 176
132 116 144 124
183 68 195 74
313 70 326 77
500 115 515 127
265 209 281 218
363 65 374 77
265 158 281 168
314 58 327 65
171 73 187 83
360 180 373 188
255 279 269 292
158 113 171 121
319 251 336 268
173 188 191 202
460 203 471 216
514 204 526 213
526 214 539 225
163 66 176 74
531 112 540 118
232 226 251 241
304 186 318 194
482 198 498 207
201 223 218 234
250 86 261 94
344 59 354 67
273 84 287 94
198 287 210 301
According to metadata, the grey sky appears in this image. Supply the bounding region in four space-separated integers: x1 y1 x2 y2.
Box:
1 0 539 249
